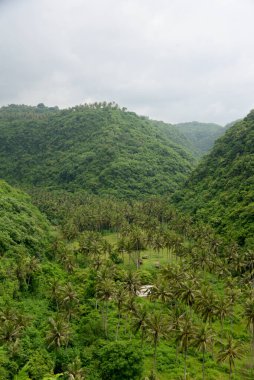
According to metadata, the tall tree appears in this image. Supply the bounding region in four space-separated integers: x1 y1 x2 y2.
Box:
46 317 70 349
217 335 242 380
175 315 195 380
193 324 214 380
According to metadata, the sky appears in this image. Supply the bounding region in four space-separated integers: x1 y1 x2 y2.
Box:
1 0 254 124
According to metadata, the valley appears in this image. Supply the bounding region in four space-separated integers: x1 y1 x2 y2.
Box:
0 104 253 380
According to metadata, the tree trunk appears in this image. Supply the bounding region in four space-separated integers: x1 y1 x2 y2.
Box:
105 301 108 338
115 312 121 341
202 346 205 380
153 339 158 373
176 342 179 362
184 347 187 380
141 329 144 348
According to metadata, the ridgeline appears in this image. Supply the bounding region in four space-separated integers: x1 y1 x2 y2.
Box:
174 121 225 156
0 103 197 198
174 110 254 245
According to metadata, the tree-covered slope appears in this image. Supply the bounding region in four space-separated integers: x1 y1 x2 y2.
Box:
174 121 225 156
0 179 52 255
174 110 254 245
0 103 196 198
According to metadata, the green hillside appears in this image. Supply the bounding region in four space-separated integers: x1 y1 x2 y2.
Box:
1 108 254 379
1 192 254 379
174 110 254 245
174 121 225 156
0 179 52 256
0 103 196 198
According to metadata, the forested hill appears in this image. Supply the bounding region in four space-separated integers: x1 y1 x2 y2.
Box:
0 103 197 198
174 110 254 246
0 179 52 256
174 121 225 156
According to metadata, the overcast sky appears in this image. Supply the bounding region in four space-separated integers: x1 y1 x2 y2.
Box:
1 0 254 124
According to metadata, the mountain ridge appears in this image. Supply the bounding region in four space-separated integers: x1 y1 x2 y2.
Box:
173 109 254 245
0 103 197 198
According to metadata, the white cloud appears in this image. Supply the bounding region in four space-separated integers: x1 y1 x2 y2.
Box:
0 0 254 124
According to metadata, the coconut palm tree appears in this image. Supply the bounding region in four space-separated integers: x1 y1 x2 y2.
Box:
175 314 195 380
128 226 146 269
225 281 241 331
96 278 115 337
48 278 62 311
190 248 213 274
25 256 40 289
65 357 85 380
217 335 243 380
193 324 215 380
113 283 127 340
149 279 172 304
196 286 217 324
244 297 254 354
169 306 185 361
175 278 198 309
123 270 141 296
160 263 186 285
61 282 79 321
46 316 70 349
0 307 26 344
131 303 149 347
0 319 24 344
215 295 232 334
152 233 165 258
145 311 169 373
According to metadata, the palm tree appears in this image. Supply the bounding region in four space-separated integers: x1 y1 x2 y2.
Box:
128 226 146 269
196 286 217 324
116 236 129 264
0 307 26 345
193 324 215 380
25 256 40 289
113 283 127 340
190 248 213 274
48 278 62 311
131 303 149 347
65 357 85 380
61 283 79 321
169 306 185 361
46 317 70 349
145 311 169 373
0 305 19 324
225 282 241 331
160 263 186 286
175 278 198 309
244 297 254 355
152 233 165 258
96 278 115 337
175 314 195 380
0 319 24 344
243 249 254 274
217 335 243 380
123 270 141 296
149 279 172 304
215 295 231 334
123 295 137 315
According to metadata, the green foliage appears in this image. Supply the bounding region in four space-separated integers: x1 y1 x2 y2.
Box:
174 110 254 246
0 103 196 198
1 107 254 380
174 121 225 156
0 180 52 256
25 350 54 380
96 341 144 380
